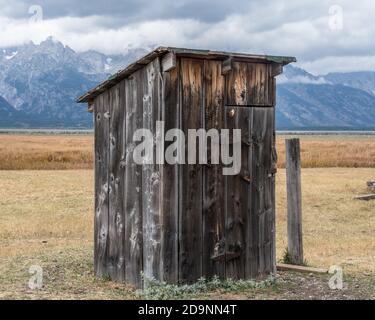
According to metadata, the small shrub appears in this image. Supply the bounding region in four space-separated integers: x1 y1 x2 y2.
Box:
281 247 308 266
137 274 277 300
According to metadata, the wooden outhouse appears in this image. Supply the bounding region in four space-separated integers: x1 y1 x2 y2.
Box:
77 47 296 287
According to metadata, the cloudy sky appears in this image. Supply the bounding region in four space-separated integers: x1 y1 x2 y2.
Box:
1 0 375 74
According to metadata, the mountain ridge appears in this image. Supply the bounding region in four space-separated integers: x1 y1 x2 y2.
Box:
0 38 374 129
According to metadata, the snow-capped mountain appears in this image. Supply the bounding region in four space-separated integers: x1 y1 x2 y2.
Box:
0 37 374 129
277 65 375 129
0 37 146 128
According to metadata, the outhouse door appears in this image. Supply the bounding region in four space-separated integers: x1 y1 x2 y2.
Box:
176 58 278 283
224 105 276 279
222 61 277 279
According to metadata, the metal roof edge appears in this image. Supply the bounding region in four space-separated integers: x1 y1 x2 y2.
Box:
265 55 297 64
77 46 296 103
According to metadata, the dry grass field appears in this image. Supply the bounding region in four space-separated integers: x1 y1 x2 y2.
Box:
0 134 93 170
0 168 374 299
0 134 374 170
277 135 375 168
0 133 374 299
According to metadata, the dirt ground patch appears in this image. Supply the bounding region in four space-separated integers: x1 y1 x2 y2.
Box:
0 247 373 300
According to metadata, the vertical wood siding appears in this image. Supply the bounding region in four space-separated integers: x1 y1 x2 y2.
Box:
93 56 278 286
225 62 272 106
108 83 126 282
202 60 226 279
94 92 110 277
142 58 163 282
178 58 204 283
249 107 275 277
124 71 143 287
160 66 179 283
225 106 251 279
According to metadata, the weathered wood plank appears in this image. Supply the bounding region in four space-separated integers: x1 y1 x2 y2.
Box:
225 61 248 105
225 106 251 279
225 62 272 106
246 107 275 278
124 71 143 287
277 263 327 274
270 72 276 107
160 66 179 283
221 57 233 75
271 63 283 77
142 59 163 282
286 138 304 265
93 56 281 285
202 60 226 279
179 57 203 283
246 107 259 278
94 91 110 278
162 52 177 72
354 194 375 201
108 83 126 282
262 107 274 275
270 107 277 275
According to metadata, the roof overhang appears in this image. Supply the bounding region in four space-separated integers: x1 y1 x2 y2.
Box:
77 46 296 104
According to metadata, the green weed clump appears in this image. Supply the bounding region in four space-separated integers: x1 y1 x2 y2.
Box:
281 247 308 266
137 274 277 300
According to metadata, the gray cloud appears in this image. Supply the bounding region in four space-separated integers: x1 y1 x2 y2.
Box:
0 0 247 23
0 0 375 73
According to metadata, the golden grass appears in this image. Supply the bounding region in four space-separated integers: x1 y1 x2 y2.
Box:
277 135 375 168
0 134 93 170
276 168 375 275
0 134 374 170
0 168 374 299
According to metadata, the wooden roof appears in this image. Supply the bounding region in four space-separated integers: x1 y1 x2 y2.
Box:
77 46 296 103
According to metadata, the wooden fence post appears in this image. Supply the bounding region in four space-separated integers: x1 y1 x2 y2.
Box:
285 138 303 265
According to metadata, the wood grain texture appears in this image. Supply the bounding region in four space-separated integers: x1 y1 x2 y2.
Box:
92 55 280 286
142 58 163 282
94 91 110 277
224 106 251 279
202 60 226 279
247 107 275 278
286 138 304 265
261 107 274 274
270 107 277 274
225 62 272 106
355 194 375 200
179 57 203 283
277 263 327 274
162 52 177 72
108 83 126 282
124 71 143 287
160 66 179 283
